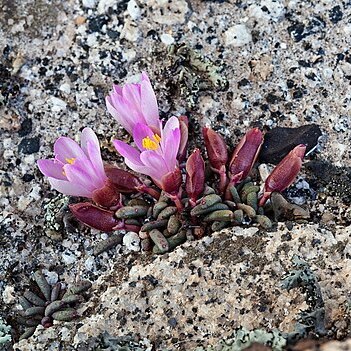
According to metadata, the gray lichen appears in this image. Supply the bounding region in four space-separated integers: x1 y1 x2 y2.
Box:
0 318 11 345
194 256 326 351
43 194 78 240
281 255 327 342
195 327 286 351
165 43 228 108
77 332 152 351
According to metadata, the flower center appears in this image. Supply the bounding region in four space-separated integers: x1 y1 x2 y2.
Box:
62 157 76 176
65 157 76 164
142 134 161 150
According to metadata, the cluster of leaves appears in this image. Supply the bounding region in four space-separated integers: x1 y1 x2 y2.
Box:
71 127 307 254
16 270 91 340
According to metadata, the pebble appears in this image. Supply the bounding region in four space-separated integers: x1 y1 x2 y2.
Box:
2 285 16 304
260 125 322 164
59 83 71 94
127 0 140 20
50 96 67 112
224 24 252 47
97 0 116 14
75 16 86 25
18 137 40 154
62 251 77 265
18 118 33 137
85 257 95 271
160 33 175 45
82 0 96 8
123 232 140 251
42 270 59 285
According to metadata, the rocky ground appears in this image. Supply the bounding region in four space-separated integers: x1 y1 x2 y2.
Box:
1 0 351 350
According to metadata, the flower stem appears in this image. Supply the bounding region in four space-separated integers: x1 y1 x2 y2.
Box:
173 195 184 212
168 190 184 212
138 185 161 200
218 167 228 194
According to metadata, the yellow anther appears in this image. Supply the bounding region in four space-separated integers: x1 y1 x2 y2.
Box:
153 134 161 143
65 157 76 164
142 134 161 150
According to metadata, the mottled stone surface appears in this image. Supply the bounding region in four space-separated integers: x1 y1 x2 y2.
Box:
12 224 351 350
1 0 351 349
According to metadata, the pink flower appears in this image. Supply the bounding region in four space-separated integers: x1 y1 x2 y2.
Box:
37 128 108 198
113 116 181 193
106 72 160 134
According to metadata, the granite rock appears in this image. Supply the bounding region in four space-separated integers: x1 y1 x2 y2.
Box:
1 0 351 349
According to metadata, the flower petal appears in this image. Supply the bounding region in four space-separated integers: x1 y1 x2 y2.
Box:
64 163 103 192
113 140 143 166
140 72 160 128
80 128 106 181
140 150 169 176
161 116 180 167
132 123 156 151
162 116 180 137
48 177 93 197
163 128 180 169
37 159 67 180
122 83 142 110
80 127 98 156
54 136 87 164
106 96 134 134
123 159 155 179
112 84 123 95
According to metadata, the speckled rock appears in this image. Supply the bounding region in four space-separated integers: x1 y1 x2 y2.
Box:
2 0 351 349
224 24 252 47
13 224 351 350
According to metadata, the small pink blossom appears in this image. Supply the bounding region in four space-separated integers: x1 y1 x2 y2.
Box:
113 116 181 193
106 72 160 134
37 128 108 198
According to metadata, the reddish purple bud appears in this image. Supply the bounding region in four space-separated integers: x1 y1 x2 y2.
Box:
160 167 182 195
92 180 121 208
69 202 119 232
203 127 228 172
259 144 306 206
177 115 189 162
104 166 142 193
186 149 205 206
229 128 263 185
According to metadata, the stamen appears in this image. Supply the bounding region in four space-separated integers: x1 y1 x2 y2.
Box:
65 157 76 164
142 134 161 150
153 134 161 143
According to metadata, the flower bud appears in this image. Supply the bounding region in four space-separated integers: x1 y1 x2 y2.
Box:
229 128 263 185
186 149 205 206
160 167 182 195
177 115 189 162
104 166 143 193
92 180 121 208
259 144 306 206
69 202 119 232
203 127 228 172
